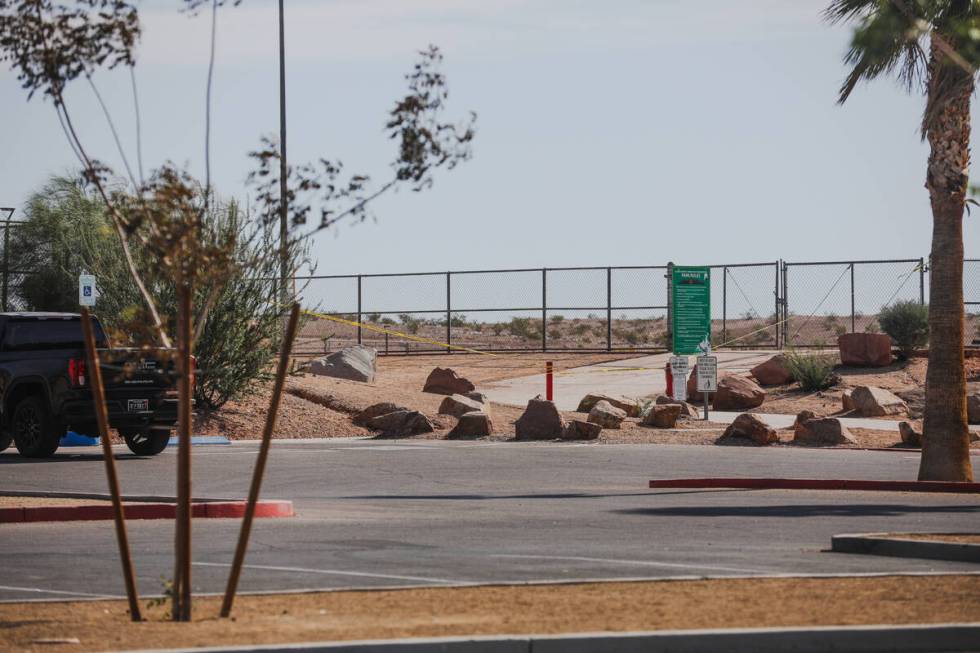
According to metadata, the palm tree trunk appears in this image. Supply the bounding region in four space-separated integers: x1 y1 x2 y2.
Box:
919 37 974 482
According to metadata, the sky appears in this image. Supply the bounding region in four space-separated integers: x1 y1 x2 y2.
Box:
1 0 978 280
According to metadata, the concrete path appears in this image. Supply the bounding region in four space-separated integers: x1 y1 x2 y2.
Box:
482 351 911 432
483 351 779 411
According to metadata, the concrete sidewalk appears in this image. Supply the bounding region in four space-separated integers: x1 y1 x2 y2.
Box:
483 351 779 411
482 351 909 432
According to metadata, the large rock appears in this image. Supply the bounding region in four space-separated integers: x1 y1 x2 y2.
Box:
793 417 856 445
721 413 777 446
308 346 377 383
968 391 980 425
842 389 855 412
655 395 700 418
838 333 893 367
423 368 476 395
896 388 924 419
561 419 602 441
851 386 908 417
515 398 566 440
353 402 407 426
438 394 484 418
448 411 493 438
712 375 767 410
588 400 627 429
368 410 434 437
750 354 794 386
642 404 682 428
899 421 921 447
576 394 640 417
465 391 490 405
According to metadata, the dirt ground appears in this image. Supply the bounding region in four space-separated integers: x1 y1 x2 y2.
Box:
186 352 971 450
891 533 980 544
194 353 642 441
0 496 107 508
187 352 977 450
2 575 978 653
755 356 980 421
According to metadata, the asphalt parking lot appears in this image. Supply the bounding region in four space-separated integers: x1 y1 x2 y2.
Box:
1 438 977 601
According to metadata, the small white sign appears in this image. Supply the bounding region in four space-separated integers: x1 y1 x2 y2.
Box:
670 355 689 402
696 355 718 393
78 274 96 307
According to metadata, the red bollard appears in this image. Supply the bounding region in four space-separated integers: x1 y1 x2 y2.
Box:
546 361 554 401
665 361 673 397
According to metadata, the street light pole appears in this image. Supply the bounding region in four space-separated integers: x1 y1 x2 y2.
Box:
278 0 289 308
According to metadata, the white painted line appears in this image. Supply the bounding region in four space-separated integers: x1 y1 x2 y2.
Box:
492 554 765 575
0 584 120 599
193 561 466 585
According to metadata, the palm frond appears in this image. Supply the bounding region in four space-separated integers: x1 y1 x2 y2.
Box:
824 0 881 24
834 1 928 103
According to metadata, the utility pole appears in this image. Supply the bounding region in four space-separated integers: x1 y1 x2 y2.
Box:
278 0 289 309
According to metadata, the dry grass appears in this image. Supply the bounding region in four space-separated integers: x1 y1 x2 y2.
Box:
2 576 979 653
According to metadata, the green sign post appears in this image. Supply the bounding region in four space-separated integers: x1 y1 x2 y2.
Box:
671 266 711 355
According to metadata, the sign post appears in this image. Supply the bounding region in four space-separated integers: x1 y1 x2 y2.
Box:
696 352 718 421
78 273 96 307
669 355 689 402
671 266 711 412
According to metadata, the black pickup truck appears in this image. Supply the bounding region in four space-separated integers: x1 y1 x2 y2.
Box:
0 312 179 458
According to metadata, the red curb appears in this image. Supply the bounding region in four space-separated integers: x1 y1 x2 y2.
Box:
1 500 294 523
0 507 25 523
649 478 980 493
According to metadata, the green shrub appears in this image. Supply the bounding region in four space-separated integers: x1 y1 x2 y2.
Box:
877 301 929 358
785 350 838 391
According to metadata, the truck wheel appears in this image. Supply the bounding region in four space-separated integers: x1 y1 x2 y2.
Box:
12 396 61 458
0 431 12 452
123 428 171 456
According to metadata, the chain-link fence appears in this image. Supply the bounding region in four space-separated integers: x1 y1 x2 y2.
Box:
782 259 926 347
295 262 777 356
294 256 979 356
966 259 979 346
0 221 33 311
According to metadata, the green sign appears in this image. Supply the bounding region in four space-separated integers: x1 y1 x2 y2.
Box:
671 266 711 355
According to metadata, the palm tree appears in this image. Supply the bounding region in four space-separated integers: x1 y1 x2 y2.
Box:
828 0 975 481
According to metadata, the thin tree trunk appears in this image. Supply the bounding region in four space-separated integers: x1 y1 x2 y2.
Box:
919 37 974 482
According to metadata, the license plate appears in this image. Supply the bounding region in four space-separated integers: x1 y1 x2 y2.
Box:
127 399 149 412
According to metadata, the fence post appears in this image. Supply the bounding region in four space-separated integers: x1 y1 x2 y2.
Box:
782 262 789 348
774 261 781 349
606 267 612 352
541 268 547 353
919 257 926 305
446 272 452 354
1 223 9 312
850 263 856 333
722 266 728 347
356 275 362 345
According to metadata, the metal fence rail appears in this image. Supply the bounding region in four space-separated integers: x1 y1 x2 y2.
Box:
4 255 977 352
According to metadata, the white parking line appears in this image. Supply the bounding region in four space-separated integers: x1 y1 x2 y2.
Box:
193 561 466 585
0 584 120 599
492 554 765 575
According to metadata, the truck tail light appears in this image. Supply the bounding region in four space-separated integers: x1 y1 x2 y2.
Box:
69 358 86 387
